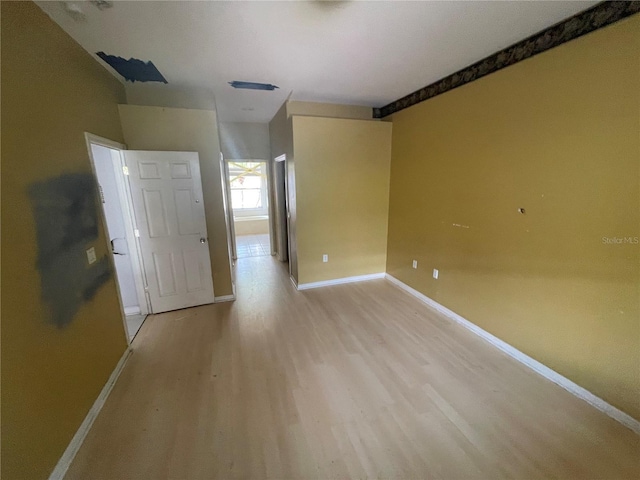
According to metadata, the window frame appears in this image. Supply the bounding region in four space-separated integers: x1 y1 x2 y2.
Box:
227 160 269 218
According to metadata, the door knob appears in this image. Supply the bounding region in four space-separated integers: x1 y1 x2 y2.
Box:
200 238 207 244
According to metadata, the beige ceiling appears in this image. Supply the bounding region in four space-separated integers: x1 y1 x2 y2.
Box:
37 1 598 123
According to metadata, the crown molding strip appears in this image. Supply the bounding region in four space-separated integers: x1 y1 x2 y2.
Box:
374 1 640 119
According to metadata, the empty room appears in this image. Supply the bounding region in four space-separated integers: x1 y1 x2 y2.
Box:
1 1 639 479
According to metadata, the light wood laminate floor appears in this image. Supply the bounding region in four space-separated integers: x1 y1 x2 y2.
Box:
67 256 639 479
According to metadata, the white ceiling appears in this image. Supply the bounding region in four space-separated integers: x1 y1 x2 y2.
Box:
37 1 598 123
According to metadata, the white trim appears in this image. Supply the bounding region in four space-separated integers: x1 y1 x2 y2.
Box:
48 347 132 480
220 155 238 262
297 273 385 291
234 215 269 222
384 274 640 435
214 295 236 303
290 275 298 290
85 133 133 344
85 133 151 325
265 158 277 256
84 132 126 151
124 306 141 316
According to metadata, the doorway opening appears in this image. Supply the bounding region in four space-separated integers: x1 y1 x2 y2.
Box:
273 155 290 269
226 161 273 259
85 134 149 341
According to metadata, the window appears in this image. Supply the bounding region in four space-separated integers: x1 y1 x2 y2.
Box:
228 161 268 217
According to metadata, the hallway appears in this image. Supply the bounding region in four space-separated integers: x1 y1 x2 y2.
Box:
65 256 639 479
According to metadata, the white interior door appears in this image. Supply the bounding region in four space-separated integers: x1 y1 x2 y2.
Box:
124 151 214 313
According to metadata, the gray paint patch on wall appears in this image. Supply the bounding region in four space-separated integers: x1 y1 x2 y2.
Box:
29 173 112 328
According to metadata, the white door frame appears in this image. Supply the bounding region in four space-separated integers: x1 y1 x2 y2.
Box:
85 133 150 343
283 158 293 278
219 153 237 297
221 155 238 261
264 159 276 255
275 154 294 277
274 154 288 262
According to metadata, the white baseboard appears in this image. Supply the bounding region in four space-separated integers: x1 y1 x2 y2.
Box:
290 275 298 290
48 347 133 480
214 295 236 303
123 306 141 316
297 273 386 291
385 274 640 435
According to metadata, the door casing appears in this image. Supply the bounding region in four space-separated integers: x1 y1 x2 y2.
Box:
84 132 149 343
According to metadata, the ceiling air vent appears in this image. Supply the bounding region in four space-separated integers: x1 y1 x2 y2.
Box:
229 81 279 91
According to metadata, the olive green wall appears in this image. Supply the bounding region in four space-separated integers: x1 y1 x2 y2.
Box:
386 15 640 420
1 2 129 478
117 105 234 297
293 116 392 285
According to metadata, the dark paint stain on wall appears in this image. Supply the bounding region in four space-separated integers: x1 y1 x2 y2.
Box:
29 173 112 328
96 52 168 83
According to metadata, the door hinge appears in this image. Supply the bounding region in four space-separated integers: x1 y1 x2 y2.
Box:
122 166 130 176
134 229 140 238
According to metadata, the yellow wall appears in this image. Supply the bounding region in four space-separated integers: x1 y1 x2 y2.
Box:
269 101 381 278
125 84 216 111
287 100 373 120
293 116 392 285
269 102 295 162
1 2 129 478
234 217 270 236
386 16 640 419
117 105 234 297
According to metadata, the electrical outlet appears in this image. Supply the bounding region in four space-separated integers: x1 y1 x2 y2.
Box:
412 260 418 269
86 247 97 265
433 268 439 279
322 254 329 263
